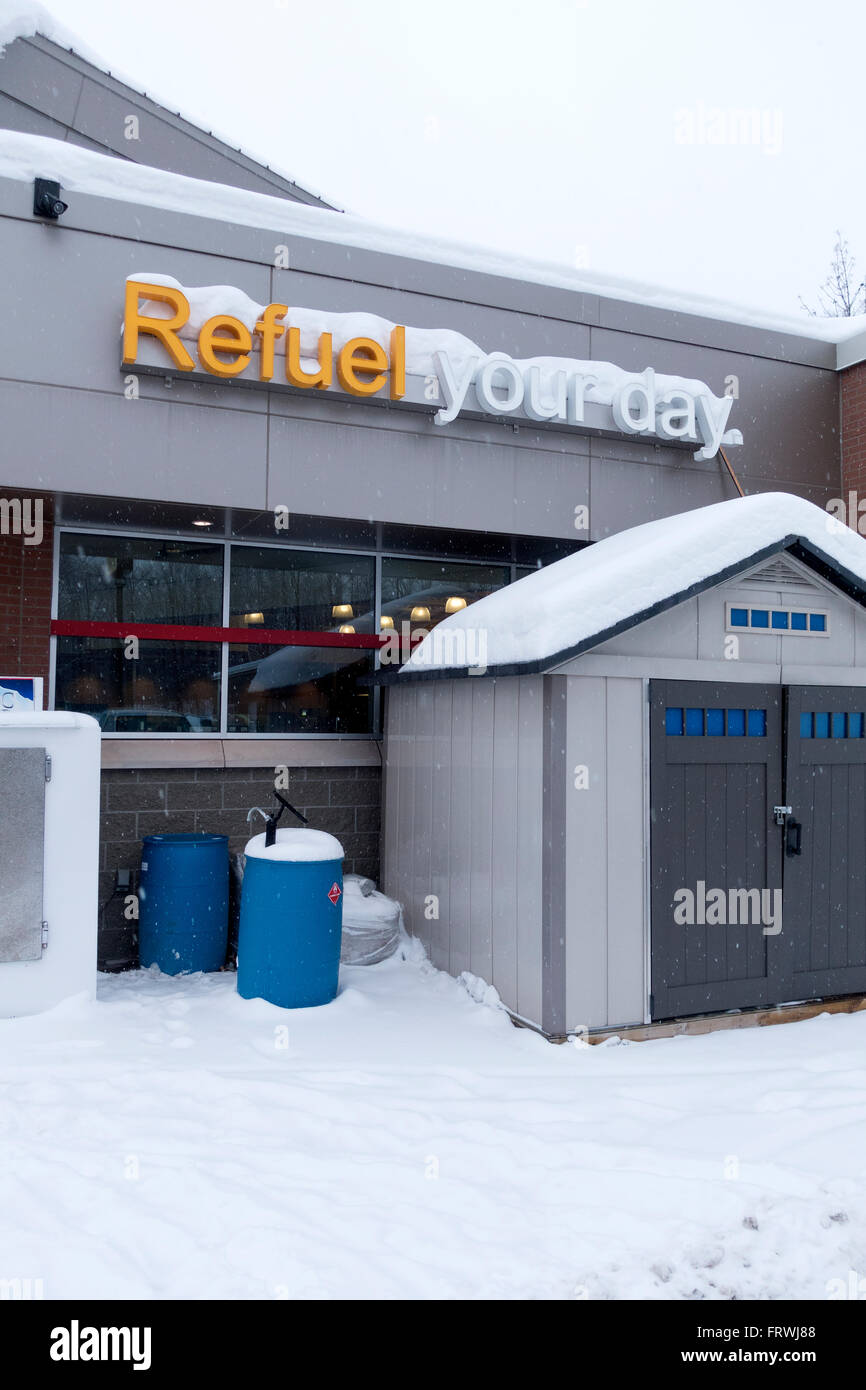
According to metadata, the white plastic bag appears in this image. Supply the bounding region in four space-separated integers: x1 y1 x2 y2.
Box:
340 876 403 965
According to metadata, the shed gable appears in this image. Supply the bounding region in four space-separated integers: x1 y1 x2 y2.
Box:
554 550 866 678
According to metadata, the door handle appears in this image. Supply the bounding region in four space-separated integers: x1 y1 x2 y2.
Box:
785 818 802 857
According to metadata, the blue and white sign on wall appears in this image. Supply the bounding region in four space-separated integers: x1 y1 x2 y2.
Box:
0 677 43 712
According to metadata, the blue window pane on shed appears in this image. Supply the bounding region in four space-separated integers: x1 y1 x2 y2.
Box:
751 609 769 628
747 709 767 737
730 608 748 627
810 613 827 632
800 712 814 739
771 610 789 629
727 709 746 736
706 708 725 736
850 713 864 739
815 712 830 738
685 707 704 736
665 707 684 735
790 612 808 631
832 712 847 739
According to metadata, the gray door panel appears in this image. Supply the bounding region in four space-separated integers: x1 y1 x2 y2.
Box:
650 681 784 1020
783 686 866 1000
0 747 46 962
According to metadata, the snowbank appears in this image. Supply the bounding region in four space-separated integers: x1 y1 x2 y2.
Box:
2 955 866 1298
404 492 866 674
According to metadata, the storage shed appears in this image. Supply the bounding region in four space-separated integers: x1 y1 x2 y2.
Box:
380 493 866 1037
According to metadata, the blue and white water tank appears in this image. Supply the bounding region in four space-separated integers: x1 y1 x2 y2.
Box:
237 827 344 1008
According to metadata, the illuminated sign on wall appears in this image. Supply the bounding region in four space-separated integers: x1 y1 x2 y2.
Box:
121 278 743 461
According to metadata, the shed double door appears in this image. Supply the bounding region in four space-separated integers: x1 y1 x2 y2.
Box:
650 680 866 1021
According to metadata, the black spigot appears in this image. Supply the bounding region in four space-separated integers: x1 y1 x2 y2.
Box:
264 790 309 848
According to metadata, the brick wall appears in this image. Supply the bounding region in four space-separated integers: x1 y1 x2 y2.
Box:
0 489 53 682
98 764 382 969
841 362 866 499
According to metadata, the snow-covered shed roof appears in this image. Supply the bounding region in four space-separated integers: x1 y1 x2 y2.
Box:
396 493 866 680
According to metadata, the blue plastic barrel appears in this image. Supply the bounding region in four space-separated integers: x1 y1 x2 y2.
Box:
139 833 229 974
237 828 344 1008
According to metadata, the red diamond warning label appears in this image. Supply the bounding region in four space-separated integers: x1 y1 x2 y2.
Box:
327 882 342 905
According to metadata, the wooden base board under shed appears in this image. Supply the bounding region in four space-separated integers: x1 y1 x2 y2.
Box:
511 994 866 1045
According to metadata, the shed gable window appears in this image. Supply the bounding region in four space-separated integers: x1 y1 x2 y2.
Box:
726 602 829 635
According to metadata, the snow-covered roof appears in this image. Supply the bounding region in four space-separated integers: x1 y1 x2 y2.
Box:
399 493 866 679
0 123 860 354
0 1 339 208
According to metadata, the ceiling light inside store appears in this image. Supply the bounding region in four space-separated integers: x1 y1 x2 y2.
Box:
445 596 467 614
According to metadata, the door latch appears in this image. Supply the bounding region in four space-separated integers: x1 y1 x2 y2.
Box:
773 805 792 826
785 819 803 857
41 921 49 950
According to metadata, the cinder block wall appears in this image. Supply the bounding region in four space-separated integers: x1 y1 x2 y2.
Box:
98 764 382 969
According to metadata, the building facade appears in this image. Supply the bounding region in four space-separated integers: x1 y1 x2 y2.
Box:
0 26 862 972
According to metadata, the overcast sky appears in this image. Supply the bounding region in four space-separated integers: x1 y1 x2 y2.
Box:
45 0 866 319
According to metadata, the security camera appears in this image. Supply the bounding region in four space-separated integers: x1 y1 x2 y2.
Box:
33 178 68 220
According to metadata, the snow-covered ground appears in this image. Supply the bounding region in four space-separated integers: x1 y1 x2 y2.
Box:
2 945 865 1300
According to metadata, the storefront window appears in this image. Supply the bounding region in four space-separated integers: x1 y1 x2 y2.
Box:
229 546 375 632
54 637 221 732
52 526 519 734
380 558 510 636
227 645 375 734
58 534 223 626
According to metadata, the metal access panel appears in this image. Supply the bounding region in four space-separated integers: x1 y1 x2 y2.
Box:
0 747 46 962
650 681 784 1020
781 686 866 1001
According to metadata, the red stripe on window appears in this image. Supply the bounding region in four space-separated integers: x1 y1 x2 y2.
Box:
50 620 384 648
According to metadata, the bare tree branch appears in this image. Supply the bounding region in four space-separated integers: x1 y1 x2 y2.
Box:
800 231 866 317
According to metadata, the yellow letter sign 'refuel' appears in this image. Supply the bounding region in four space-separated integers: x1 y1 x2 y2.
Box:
122 280 406 400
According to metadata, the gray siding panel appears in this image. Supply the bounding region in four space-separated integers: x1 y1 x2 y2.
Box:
381 690 402 904
429 684 453 971
562 675 647 1031
541 678 567 1035
604 678 647 1028
469 681 494 983
381 675 544 1025
412 683 435 956
0 379 268 507
490 680 519 1005
564 677 608 1029
266 412 590 540
448 681 473 978
515 678 544 1023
